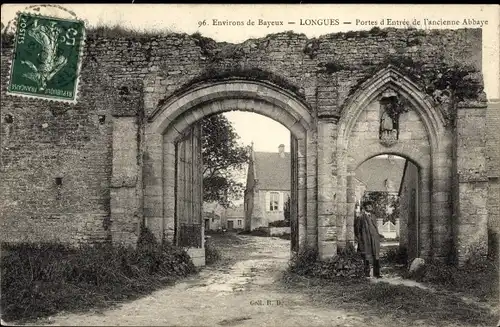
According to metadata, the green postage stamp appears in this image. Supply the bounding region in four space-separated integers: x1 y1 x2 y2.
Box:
6 12 85 103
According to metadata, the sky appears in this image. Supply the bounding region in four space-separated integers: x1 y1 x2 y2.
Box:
1 4 498 153
225 112 290 153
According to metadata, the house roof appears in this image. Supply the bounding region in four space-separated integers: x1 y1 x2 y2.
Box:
253 151 291 190
225 204 244 218
354 156 406 192
487 99 500 178
203 212 220 220
203 201 224 216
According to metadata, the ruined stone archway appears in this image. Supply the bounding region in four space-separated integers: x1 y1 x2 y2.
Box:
139 80 317 264
335 67 453 261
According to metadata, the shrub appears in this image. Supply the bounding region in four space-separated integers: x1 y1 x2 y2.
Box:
249 227 269 237
381 246 408 265
407 256 499 301
278 233 291 240
205 240 221 265
268 220 289 228
1 228 196 322
288 246 365 279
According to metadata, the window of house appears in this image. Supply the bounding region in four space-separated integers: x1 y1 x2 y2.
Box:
382 221 396 232
238 220 242 226
269 192 280 211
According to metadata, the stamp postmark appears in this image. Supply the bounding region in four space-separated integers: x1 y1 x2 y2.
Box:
6 12 85 103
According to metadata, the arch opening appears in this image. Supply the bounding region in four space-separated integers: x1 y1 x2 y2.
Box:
352 154 422 265
335 67 451 262
143 80 316 266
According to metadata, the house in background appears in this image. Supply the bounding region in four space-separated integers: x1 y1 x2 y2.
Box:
203 202 224 231
223 204 245 230
353 155 406 239
244 144 290 231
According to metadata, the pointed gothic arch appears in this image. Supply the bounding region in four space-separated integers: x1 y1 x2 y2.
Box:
335 66 453 260
338 66 445 152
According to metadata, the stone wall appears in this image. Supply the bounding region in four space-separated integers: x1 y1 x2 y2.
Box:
486 100 500 262
0 27 491 264
268 227 291 237
454 105 489 263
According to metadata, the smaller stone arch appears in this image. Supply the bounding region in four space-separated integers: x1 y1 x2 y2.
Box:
335 66 451 260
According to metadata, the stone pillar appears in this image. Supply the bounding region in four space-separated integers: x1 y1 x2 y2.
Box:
431 149 453 261
163 140 176 242
345 175 356 246
142 132 164 242
110 117 141 247
290 135 300 252
486 100 500 264
298 138 311 248
418 168 432 259
305 129 318 250
454 104 489 264
317 118 337 260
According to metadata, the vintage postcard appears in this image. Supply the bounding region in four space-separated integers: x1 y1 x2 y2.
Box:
0 4 499 327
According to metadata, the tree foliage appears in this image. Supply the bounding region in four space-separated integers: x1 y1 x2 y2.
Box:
202 114 249 208
361 191 400 224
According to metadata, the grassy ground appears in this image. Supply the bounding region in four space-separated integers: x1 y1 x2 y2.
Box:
205 231 256 266
1 229 197 324
280 247 499 327
407 258 499 304
280 272 498 327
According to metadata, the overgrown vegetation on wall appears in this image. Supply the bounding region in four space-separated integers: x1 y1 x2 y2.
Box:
165 66 306 102
288 246 365 279
0 227 196 323
342 54 484 123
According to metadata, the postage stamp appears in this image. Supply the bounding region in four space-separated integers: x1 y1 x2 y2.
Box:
6 12 85 103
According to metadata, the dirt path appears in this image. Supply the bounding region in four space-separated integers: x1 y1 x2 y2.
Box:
13 235 492 327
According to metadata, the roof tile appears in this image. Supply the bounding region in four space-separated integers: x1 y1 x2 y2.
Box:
254 152 291 190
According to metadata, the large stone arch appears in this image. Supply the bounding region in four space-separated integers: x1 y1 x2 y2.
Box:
336 67 453 261
138 80 317 263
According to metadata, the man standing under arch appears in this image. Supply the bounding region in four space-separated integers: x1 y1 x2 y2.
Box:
355 200 382 278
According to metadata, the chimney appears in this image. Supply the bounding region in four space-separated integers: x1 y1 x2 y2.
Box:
278 144 285 158
247 142 254 158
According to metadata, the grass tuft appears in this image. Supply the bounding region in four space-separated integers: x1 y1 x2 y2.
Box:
381 246 408 265
86 24 175 40
1 227 196 323
282 262 498 326
407 256 499 302
204 238 222 265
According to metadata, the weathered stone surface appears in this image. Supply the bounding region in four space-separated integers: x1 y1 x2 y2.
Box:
0 28 495 266
408 257 425 274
